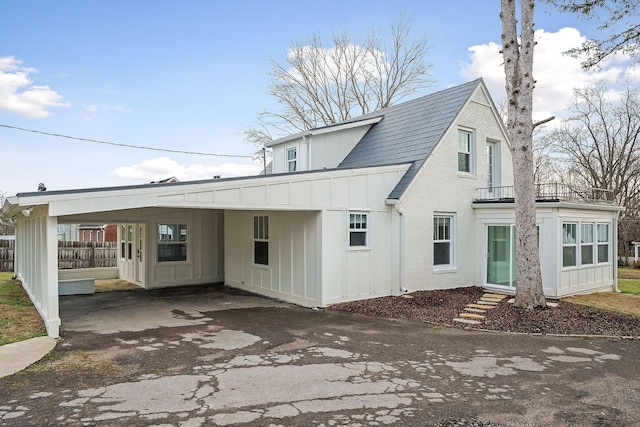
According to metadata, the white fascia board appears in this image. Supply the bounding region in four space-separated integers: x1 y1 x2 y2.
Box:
264 117 383 148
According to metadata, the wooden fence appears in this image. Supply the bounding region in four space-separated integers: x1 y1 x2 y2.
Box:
0 240 117 272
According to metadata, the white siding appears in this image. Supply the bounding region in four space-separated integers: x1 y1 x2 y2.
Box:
399 87 512 292
270 126 374 174
224 210 320 307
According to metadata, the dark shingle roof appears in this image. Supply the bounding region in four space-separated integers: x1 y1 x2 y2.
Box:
339 79 481 169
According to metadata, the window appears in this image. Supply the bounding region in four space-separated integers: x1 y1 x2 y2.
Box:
286 147 297 172
127 225 133 260
254 216 269 265
581 223 594 265
458 130 474 173
434 215 454 267
120 225 126 259
562 223 577 267
157 224 187 262
597 223 609 263
349 213 368 247
486 143 494 188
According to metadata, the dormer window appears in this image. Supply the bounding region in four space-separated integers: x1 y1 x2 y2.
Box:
286 147 297 172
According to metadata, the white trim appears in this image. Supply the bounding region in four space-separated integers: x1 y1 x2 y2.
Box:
433 213 456 271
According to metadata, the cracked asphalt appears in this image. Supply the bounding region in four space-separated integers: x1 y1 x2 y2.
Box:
1 284 639 426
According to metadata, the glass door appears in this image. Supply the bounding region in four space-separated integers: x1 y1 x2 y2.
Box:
487 225 516 287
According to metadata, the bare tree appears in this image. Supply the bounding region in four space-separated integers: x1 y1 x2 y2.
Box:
544 81 640 259
245 18 433 147
547 0 640 68
501 0 547 309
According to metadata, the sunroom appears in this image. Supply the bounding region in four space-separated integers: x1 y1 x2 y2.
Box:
473 184 622 298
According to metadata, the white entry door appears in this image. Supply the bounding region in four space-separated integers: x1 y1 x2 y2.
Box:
136 224 145 284
119 224 144 286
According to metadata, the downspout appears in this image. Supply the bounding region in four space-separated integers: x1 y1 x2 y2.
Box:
614 209 620 293
303 134 310 170
394 201 407 294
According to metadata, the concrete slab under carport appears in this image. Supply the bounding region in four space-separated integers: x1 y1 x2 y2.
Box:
59 283 292 335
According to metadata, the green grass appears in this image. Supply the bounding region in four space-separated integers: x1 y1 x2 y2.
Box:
0 272 47 346
618 279 640 296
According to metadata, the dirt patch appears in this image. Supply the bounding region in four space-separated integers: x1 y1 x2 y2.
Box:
329 287 640 337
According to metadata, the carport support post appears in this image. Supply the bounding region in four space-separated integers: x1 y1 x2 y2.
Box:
43 213 60 338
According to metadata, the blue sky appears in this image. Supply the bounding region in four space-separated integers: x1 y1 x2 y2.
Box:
1 1 636 195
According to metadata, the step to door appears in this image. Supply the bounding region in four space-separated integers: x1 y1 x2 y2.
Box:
453 318 482 325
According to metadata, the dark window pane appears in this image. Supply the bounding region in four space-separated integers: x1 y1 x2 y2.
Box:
581 245 593 265
434 242 450 265
458 153 469 172
350 231 366 247
598 244 609 263
254 241 269 265
563 246 576 267
158 243 187 262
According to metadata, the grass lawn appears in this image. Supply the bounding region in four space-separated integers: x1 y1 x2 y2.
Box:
0 272 47 346
565 267 640 317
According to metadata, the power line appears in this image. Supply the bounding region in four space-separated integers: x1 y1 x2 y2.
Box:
0 124 254 158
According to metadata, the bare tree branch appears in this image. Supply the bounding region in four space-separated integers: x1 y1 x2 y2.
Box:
244 18 434 153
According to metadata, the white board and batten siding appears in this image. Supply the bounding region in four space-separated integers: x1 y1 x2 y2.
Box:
555 206 618 297
474 203 619 298
222 165 409 308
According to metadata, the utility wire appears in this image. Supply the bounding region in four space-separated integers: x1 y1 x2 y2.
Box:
0 124 254 158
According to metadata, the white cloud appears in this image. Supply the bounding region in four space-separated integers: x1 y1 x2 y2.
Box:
460 27 631 120
0 56 69 118
110 157 263 182
82 103 133 121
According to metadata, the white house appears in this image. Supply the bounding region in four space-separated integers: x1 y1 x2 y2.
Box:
0 79 621 338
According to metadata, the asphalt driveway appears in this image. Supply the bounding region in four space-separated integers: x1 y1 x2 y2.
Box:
1 284 639 426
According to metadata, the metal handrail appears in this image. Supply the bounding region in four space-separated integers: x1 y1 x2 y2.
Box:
475 183 615 204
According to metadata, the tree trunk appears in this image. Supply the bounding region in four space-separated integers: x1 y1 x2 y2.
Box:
501 0 546 308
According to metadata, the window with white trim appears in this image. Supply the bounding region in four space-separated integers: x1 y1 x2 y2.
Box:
581 223 594 265
562 221 611 268
562 223 577 267
434 215 455 267
458 130 474 173
348 212 368 247
157 224 187 262
597 223 610 263
254 215 269 265
286 147 297 172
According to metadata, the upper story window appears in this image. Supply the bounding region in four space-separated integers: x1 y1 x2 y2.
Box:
458 130 474 174
348 212 368 247
286 147 297 172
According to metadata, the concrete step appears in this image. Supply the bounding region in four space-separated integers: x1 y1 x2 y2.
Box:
483 293 508 299
464 307 486 313
459 312 485 319
453 318 482 325
477 300 498 305
468 303 496 310
481 297 504 302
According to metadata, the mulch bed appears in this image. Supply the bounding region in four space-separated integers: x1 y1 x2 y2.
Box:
328 287 640 337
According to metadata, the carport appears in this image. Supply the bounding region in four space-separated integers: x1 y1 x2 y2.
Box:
0 163 408 338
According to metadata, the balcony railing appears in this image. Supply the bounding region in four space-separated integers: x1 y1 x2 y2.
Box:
475 183 616 204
